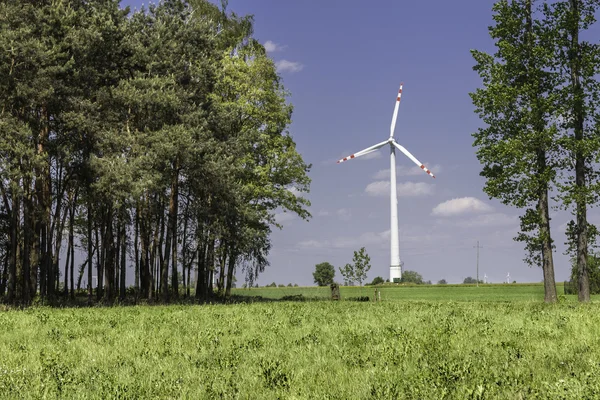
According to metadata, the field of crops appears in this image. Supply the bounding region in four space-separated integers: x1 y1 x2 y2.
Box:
1 285 600 399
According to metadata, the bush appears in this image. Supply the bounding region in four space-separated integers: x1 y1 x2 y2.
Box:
369 276 385 286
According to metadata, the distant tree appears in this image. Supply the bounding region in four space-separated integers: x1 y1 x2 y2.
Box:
352 247 371 286
313 262 335 286
287 283 292 287
369 276 385 286
339 263 354 286
278 284 285 287
463 277 484 284
293 283 298 287
425 280 432 285
267 282 277 287
400 270 424 284
438 279 448 285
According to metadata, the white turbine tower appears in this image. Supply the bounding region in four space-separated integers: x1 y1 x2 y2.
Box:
484 273 488 284
337 83 436 283
506 272 510 284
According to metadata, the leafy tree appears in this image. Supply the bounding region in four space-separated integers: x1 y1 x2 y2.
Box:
463 277 484 284
293 283 298 287
546 0 600 302
470 0 560 303
312 262 335 286
438 279 448 285
369 276 385 286
400 270 424 285
338 263 354 286
351 247 371 286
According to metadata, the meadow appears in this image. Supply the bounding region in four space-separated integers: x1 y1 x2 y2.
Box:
1 285 600 399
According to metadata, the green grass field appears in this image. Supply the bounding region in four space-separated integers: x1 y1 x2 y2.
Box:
232 282 584 302
1 284 599 399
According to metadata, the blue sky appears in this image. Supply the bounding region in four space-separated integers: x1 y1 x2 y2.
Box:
119 0 599 286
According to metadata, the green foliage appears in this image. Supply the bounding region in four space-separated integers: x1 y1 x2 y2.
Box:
463 277 484 284
0 0 312 303
352 247 371 286
369 276 385 286
400 270 424 285
338 263 354 286
569 254 600 294
312 262 335 286
470 0 560 268
438 279 448 285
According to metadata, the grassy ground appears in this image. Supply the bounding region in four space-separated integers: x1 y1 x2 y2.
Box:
232 282 574 302
1 285 600 398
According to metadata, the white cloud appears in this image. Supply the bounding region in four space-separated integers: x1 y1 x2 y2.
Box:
365 181 434 197
431 197 493 217
336 208 351 220
275 60 304 73
373 163 442 179
455 213 518 228
264 40 286 53
296 239 324 249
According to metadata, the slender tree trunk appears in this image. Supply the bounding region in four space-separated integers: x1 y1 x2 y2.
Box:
64 223 71 296
567 0 590 302
524 0 557 303
69 190 77 299
22 190 33 304
120 207 126 299
96 219 103 300
181 203 188 297
0 243 8 296
87 201 93 303
134 207 140 296
225 251 236 298
7 191 19 302
161 198 171 302
171 167 179 299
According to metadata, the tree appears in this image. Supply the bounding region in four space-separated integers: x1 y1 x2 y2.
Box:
339 263 354 286
437 279 448 285
312 262 335 286
351 247 371 286
400 270 424 284
463 277 484 284
546 0 600 302
470 0 560 303
369 276 385 286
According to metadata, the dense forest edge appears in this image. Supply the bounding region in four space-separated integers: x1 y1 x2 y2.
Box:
0 0 311 306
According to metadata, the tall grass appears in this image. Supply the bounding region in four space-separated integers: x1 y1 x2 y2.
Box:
1 300 599 398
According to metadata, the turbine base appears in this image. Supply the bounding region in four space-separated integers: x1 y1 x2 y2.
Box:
390 265 402 283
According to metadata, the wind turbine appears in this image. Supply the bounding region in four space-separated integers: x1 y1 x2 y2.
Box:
484 273 488 284
337 84 436 283
506 272 510 284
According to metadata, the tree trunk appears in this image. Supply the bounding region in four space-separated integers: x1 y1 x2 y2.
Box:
134 207 140 296
170 167 179 299
87 201 93 303
224 252 236 298
567 0 590 302
7 191 19 302
119 207 126 300
69 190 77 299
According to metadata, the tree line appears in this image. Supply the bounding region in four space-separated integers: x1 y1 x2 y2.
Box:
0 0 311 304
471 0 600 302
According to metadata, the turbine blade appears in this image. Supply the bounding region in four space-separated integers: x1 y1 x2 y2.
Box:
390 83 403 138
337 140 389 163
392 142 436 178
